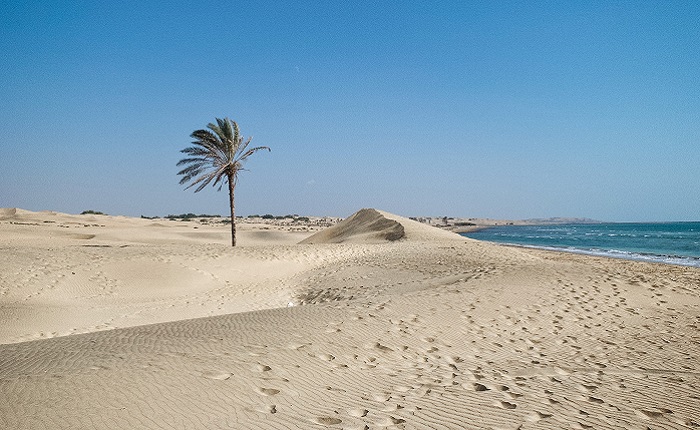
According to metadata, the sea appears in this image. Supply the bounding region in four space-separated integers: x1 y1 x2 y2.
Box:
461 222 700 268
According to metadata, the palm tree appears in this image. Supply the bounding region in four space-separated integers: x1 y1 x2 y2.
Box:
177 117 270 246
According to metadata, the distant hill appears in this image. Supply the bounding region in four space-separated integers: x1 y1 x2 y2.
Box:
524 217 602 224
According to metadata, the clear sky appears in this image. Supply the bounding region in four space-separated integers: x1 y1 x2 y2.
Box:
1 1 698 221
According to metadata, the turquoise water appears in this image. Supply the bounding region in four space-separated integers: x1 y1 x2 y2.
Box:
461 222 700 267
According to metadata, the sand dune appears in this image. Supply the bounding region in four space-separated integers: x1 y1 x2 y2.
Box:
300 208 465 244
300 208 406 244
1 208 699 429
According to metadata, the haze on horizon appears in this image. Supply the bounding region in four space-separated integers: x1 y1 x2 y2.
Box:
1 1 698 222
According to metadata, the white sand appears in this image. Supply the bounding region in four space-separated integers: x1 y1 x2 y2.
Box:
1 208 699 429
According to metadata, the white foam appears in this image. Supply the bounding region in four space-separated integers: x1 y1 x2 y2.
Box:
502 243 700 268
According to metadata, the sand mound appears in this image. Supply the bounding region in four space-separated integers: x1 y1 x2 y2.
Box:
0 207 85 223
300 208 464 244
376 210 467 242
0 208 18 219
0 207 31 221
300 208 405 244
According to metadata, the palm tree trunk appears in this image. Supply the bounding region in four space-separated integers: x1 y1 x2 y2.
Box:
228 174 236 247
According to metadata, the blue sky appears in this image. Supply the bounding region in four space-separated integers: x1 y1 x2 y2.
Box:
1 1 698 221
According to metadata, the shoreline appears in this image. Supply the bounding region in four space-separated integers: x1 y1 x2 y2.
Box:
459 221 700 269
485 240 700 269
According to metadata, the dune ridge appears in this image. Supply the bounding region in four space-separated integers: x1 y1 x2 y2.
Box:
300 208 406 244
300 208 465 245
1 208 699 429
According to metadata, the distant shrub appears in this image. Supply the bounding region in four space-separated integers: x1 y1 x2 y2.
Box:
166 213 222 220
245 214 308 222
81 210 105 215
166 213 194 220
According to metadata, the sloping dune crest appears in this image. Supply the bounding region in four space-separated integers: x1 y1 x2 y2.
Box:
300 208 463 244
0 207 17 219
300 208 405 243
0 207 25 220
376 209 467 242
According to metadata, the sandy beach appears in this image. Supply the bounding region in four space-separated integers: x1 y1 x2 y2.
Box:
1 207 699 429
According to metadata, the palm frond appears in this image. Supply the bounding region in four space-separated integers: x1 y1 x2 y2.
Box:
185 170 218 192
179 147 211 157
207 118 233 148
177 163 207 178
211 164 231 191
236 136 253 159
176 156 208 167
178 166 210 185
190 129 226 158
237 146 271 162
190 128 219 143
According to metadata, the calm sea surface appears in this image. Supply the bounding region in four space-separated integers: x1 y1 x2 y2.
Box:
461 222 700 268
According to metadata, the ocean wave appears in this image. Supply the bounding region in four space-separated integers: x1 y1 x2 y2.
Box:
510 244 700 268
462 223 700 267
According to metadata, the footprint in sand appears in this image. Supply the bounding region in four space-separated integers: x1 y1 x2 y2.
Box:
469 382 490 392
362 392 391 402
257 387 280 396
385 403 408 413
496 401 517 410
577 383 598 392
316 353 335 361
373 342 393 352
525 411 553 422
203 371 233 380
255 404 277 414
348 408 369 417
254 364 272 372
635 409 665 420
375 416 406 426
314 416 342 425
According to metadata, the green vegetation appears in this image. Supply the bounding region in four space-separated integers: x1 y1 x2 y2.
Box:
246 214 310 222
165 213 221 220
81 210 105 215
177 117 270 247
